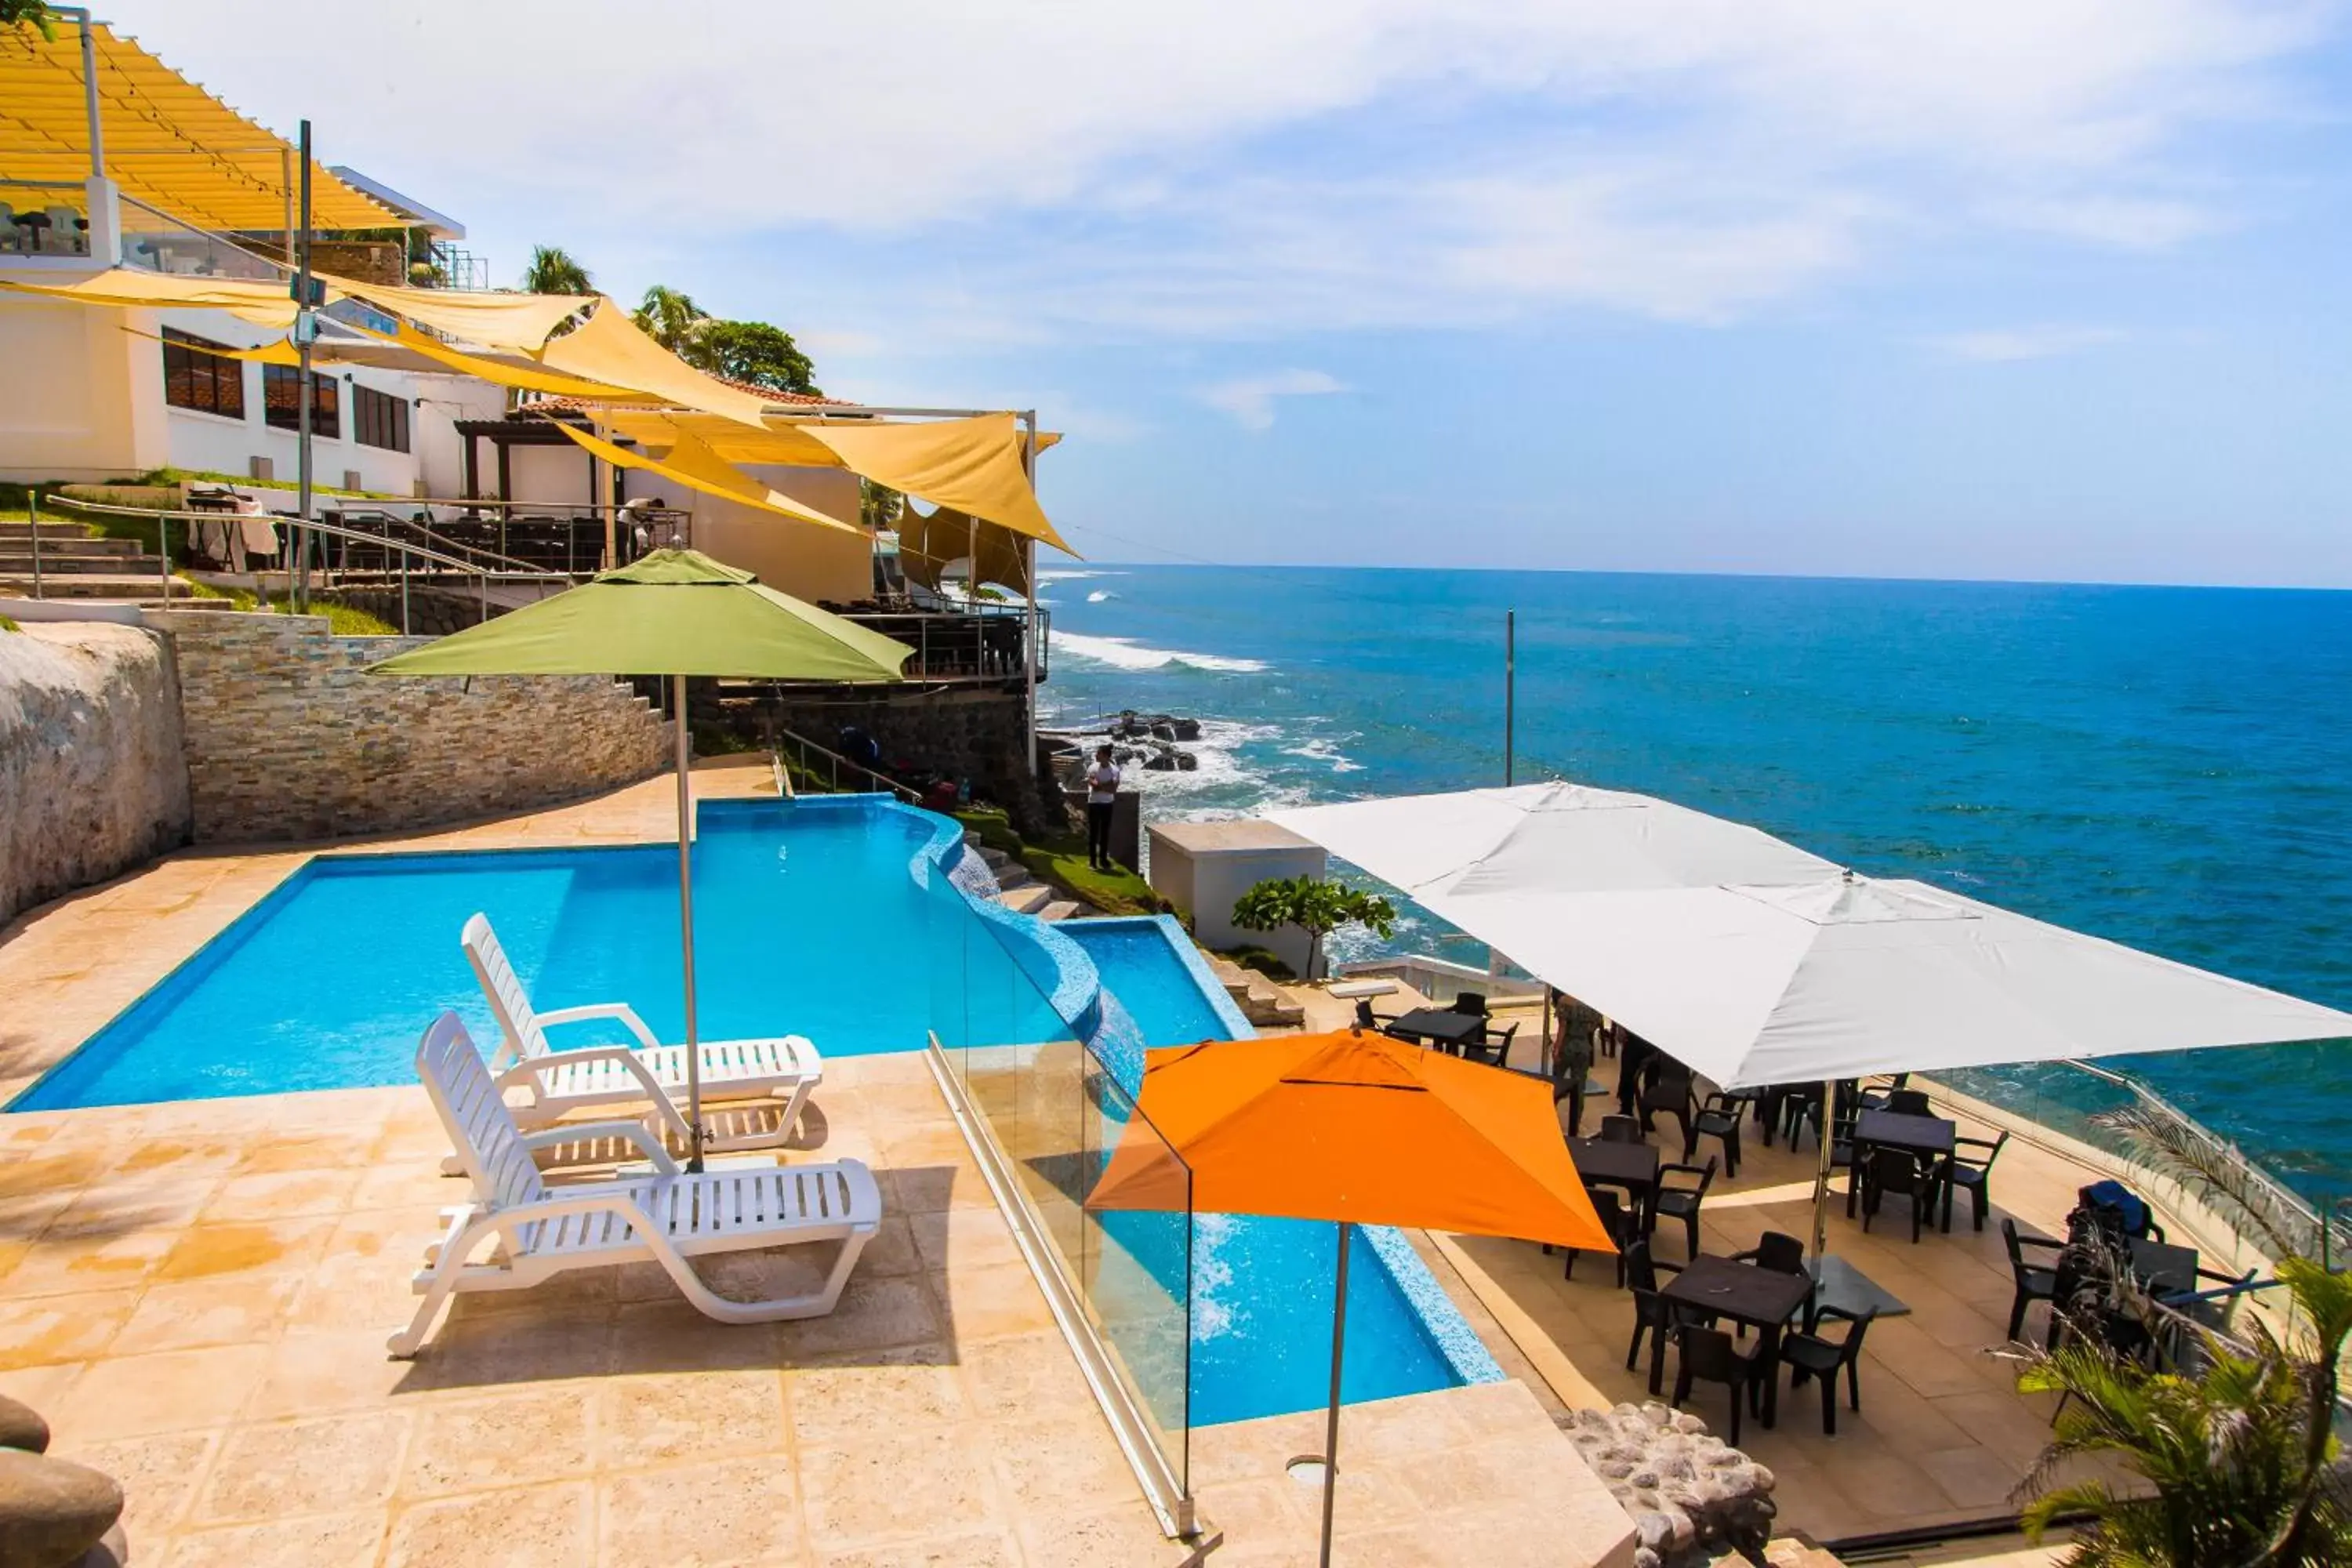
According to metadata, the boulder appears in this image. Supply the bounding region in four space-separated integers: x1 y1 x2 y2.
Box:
0 1394 49 1454
0 1449 125 1568
1558 1401 1775 1568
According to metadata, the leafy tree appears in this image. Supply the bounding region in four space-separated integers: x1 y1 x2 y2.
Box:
632 285 706 353
521 245 592 295
861 481 903 531
2013 1105 2352 1566
684 318 820 395
1229 876 1396 982
2 1 54 38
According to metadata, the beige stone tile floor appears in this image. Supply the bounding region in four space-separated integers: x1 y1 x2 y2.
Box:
0 1054 1203 1567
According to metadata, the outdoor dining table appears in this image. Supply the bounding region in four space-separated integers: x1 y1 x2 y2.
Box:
1853 1108 1960 1231
1650 1254 1818 1428
1567 1134 1661 1231
1385 1007 1486 1054
2130 1236 2201 1298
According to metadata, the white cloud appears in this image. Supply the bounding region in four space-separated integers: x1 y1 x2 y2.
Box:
1928 325 2129 362
125 1 2337 336
1200 370 1347 430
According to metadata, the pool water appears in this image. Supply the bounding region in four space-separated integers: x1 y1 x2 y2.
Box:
18 804 1067 1111
16 797 1489 1428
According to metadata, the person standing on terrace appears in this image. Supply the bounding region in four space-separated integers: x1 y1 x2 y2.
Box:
1087 744 1121 870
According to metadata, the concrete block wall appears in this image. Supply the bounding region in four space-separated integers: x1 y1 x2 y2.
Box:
158 612 671 844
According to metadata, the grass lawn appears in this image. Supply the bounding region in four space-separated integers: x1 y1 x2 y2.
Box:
177 576 400 636
955 806 1157 915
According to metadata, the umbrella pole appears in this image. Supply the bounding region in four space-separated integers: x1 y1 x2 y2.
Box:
1319 1219 1352 1568
674 674 705 1171
1812 1077 1834 1258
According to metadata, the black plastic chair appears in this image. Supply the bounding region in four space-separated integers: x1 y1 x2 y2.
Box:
1599 1115 1646 1145
1639 1067 1695 1153
1650 1159 1716 1260
1563 1187 1637 1286
1859 1072 1911 1111
1623 1238 1694 1373
1780 1306 1878 1435
1886 1088 1934 1117
1468 1019 1519 1069
1670 1325 1764 1446
1352 996 1399 1032
1861 1148 1936 1243
1689 1091 1744 1176
1941 1131 2009 1231
1450 990 1490 1018
2002 1218 2063 1342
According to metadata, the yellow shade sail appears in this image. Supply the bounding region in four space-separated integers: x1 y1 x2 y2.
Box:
596 408 1069 554
898 503 1030 595
323 276 594 354
345 319 655 400
538 304 772 427
0 265 301 326
0 23 404 233
118 325 299 365
550 422 861 535
793 413 1069 554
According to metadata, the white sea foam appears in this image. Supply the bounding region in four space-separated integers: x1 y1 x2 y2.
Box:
1036 568 1122 583
1085 589 1117 603
1051 630 1269 673
1282 734 1363 775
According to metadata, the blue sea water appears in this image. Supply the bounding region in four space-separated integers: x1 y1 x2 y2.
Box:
1043 564 2352 1201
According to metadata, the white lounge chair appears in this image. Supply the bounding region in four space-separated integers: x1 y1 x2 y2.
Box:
462 912 822 1152
390 1011 880 1357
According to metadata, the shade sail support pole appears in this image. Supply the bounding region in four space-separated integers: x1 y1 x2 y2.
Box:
675 673 705 1171
1319 1219 1352 1568
294 119 314 616
1022 408 1040 777
74 9 104 178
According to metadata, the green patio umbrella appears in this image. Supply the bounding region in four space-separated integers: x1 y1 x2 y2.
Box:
370 549 911 1165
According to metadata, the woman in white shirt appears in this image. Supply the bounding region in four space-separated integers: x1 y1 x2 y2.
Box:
1086 746 1121 869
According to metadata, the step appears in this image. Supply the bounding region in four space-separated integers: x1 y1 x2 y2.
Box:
993 865 1036 892
0 574 191 600
0 533 140 555
995 884 1053 916
0 552 155 573
1037 900 1083 923
0 521 106 542
976 845 1012 871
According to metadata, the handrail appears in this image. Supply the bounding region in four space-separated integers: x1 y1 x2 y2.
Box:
770 750 795 800
36 492 569 633
769 723 920 804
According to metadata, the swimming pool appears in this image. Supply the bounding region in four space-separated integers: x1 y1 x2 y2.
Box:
15 795 1495 1425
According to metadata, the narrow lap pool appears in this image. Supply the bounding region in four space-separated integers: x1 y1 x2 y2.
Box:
16 796 1495 1425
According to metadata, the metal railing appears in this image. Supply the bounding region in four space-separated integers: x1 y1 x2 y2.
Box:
116 194 287 281
1 180 90 256
768 724 920 803
34 493 569 632
838 603 1049 686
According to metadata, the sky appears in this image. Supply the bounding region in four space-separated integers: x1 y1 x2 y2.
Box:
129 1 2352 586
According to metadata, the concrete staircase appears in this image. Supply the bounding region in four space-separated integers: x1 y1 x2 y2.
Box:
975 844 1087 922
0 521 199 604
1206 955 1306 1028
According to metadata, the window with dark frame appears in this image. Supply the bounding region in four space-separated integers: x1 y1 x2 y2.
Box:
161 328 246 419
352 384 411 453
263 364 340 440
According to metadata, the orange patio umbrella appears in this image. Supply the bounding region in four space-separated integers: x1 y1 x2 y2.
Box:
1089 1028 1615 1566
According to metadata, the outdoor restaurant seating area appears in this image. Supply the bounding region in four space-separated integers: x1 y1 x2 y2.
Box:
1330 978 2267 1542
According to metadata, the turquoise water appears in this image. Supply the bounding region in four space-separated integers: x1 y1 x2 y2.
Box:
1045 565 2352 1200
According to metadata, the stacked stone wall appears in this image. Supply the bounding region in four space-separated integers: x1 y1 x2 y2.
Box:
762 686 1066 833
158 612 670 844
0 622 191 926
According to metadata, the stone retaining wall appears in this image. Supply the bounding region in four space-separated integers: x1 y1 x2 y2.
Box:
158 612 671 844
0 622 191 927
764 687 1066 833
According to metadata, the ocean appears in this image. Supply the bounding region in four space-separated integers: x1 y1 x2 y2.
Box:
1037 564 2352 1203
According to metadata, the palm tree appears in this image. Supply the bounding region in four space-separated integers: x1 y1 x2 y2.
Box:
521 245 593 296
632 285 707 354
2013 1105 2352 1566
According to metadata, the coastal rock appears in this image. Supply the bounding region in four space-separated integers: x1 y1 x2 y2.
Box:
0 1393 49 1453
0 1448 125 1568
1559 1402 1775 1567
